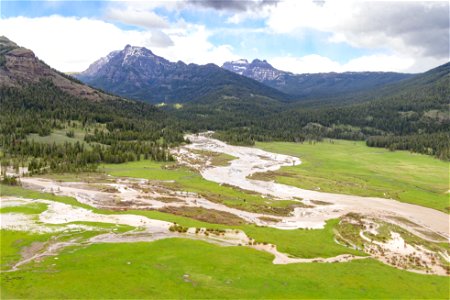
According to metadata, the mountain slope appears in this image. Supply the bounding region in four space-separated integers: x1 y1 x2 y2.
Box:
269 61 450 135
76 45 291 104
0 37 183 173
222 59 413 98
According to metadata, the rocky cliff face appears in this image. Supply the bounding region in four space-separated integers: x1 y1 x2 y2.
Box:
0 36 110 101
222 58 413 98
79 45 177 85
222 59 285 82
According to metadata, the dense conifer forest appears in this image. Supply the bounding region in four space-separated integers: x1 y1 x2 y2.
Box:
0 80 184 174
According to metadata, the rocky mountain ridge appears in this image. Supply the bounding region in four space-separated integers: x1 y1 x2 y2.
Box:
76 45 289 104
222 58 414 98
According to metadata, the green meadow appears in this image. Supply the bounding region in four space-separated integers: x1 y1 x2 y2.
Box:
1 238 448 299
254 140 449 212
26 122 107 149
1 182 448 298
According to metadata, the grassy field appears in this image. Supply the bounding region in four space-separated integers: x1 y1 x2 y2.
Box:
0 202 48 215
1 238 448 299
26 122 107 149
0 231 53 271
27 126 86 145
254 140 449 212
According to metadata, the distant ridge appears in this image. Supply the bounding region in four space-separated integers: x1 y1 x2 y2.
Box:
222 58 413 98
76 45 290 104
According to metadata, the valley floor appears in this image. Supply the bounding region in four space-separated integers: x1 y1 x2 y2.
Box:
254 139 449 212
1 133 449 298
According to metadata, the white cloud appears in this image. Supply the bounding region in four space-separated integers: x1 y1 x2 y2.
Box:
267 0 354 33
266 1 449 60
161 24 239 65
0 16 145 72
271 53 417 73
106 6 170 29
341 54 415 72
0 1 446 74
332 1 449 59
267 0 450 72
0 15 237 72
225 3 274 24
271 55 341 73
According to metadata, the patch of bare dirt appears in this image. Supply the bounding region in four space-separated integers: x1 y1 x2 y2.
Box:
159 206 247 226
20 241 47 262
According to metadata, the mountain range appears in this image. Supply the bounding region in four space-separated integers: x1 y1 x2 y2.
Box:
76 45 416 105
76 45 289 104
222 59 413 98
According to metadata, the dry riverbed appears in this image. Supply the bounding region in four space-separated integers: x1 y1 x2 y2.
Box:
179 133 449 239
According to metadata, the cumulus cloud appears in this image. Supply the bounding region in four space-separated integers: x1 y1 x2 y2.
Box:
0 15 236 72
270 54 416 74
267 0 347 33
0 16 144 72
149 30 174 47
104 5 175 48
333 1 449 59
162 24 239 65
106 6 170 29
271 55 341 73
267 1 449 61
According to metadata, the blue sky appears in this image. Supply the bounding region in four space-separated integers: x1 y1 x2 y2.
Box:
0 1 447 73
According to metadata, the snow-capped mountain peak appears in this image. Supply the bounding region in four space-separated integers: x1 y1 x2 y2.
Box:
250 59 275 69
79 45 173 79
82 50 119 77
122 45 155 62
222 58 284 81
222 59 250 75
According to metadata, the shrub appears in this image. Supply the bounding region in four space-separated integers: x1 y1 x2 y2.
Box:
1 175 20 186
66 130 75 138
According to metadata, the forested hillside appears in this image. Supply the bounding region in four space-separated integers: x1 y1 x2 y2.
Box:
176 62 450 159
0 80 184 174
0 38 184 175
